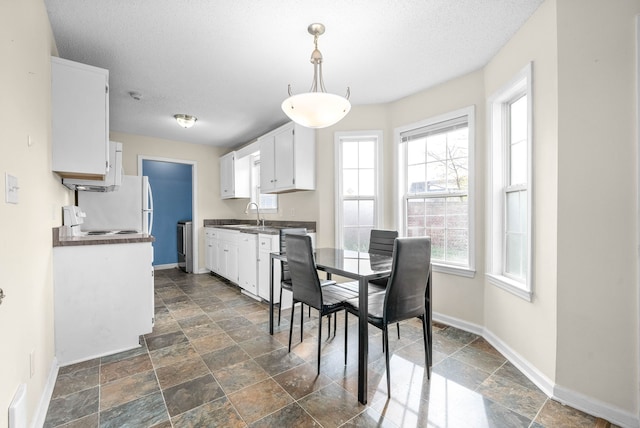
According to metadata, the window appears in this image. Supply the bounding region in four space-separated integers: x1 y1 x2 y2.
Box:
487 63 532 300
250 154 277 212
397 106 475 276
335 131 382 251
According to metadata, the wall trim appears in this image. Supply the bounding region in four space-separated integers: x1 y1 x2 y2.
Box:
433 312 640 427
31 357 59 428
153 263 178 271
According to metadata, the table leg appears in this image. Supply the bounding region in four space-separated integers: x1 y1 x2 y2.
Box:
269 255 274 335
357 275 368 404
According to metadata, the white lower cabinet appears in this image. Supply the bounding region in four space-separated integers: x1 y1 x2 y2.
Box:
53 242 154 365
204 228 219 272
239 233 258 296
219 230 239 283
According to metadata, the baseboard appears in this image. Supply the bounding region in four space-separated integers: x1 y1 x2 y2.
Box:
153 263 178 270
433 312 640 428
31 357 59 428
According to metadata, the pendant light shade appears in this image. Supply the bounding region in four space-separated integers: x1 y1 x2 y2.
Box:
282 23 351 129
174 114 197 128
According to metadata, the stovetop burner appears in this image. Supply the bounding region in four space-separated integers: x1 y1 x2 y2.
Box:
86 230 112 235
115 230 139 234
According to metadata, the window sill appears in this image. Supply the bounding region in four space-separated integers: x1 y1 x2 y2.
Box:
486 273 532 301
433 263 476 278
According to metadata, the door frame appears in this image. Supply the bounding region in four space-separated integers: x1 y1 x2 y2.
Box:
137 155 199 273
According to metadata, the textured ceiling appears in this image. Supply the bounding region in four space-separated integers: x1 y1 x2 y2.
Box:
44 0 543 148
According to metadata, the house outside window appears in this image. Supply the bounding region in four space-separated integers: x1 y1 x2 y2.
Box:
335 131 382 251
397 106 475 277
487 62 533 300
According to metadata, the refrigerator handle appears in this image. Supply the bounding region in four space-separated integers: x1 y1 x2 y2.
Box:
147 182 154 235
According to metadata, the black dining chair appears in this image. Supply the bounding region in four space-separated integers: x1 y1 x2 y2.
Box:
344 236 432 397
286 234 357 374
278 228 338 330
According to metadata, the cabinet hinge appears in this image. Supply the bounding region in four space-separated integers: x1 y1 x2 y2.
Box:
105 85 109 94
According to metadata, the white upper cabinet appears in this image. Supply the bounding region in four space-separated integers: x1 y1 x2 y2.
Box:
219 151 250 199
259 122 315 193
51 57 109 180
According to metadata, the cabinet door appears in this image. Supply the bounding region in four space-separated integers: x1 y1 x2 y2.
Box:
51 57 109 178
239 234 258 295
257 235 278 301
227 239 239 283
273 128 295 190
220 153 234 198
259 135 276 192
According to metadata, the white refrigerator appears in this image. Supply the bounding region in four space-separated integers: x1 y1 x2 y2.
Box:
78 175 153 234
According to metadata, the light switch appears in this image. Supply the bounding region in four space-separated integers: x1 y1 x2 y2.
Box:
5 173 19 204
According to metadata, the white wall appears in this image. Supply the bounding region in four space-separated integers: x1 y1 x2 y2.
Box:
482 0 560 386
555 0 639 416
0 0 73 426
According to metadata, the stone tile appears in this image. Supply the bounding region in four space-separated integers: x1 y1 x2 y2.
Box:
149 342 199 369
171 305 207 321
431 356 491 391
477 374 548 420
57 358 100 376
100 344 148 364
155 356 210 390
100 353 154 384
200 344 251 372
494 361 539 390
145 330 189 351
44 387 99 428
228 378 294 424
238 334 285 357
298 383 365 428
254 347 307 376
216 315 254 331
190 331 235 354
144 320 182 339
214 359 270 394
162 374 225 417
226 324 265 342
99 391 169 428
273 363 333 400
207 308 241 322
452 343 506 373
341 408 398 428
178 314 222 340
58 412 99 428
51 366 99 399
250 402 319 428
100 370 159 411
534 399 597 427
436 326 478 346
171 397 246 428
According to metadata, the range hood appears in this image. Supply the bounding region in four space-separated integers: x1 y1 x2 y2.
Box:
63 142 123 192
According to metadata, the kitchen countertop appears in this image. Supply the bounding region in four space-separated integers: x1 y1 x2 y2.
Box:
203 219 316 235
52 227 155 247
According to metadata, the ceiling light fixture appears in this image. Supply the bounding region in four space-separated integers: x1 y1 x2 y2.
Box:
281 23 351 129
174 114 197 128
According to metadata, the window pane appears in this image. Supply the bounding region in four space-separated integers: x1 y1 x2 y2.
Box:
447 156 468 191
426 161 447 192
343 200 358 226
359 140 375 168
506 191 521 233
510 95 527 144
343 170 358 196
359 200 375 226
427 227 445 261
343 141 358 168
344 227 359 251
425 198 445 228
358 227 371 252
408 164 426 193
426 133 447 163
359 169 375 196
446 196 468 229
510 141 526 185
448 128 468 158
407 139 426 165
259 193 277 209
505 233 523 278
446 229 468 264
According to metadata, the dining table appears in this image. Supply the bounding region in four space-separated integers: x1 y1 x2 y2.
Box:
270 247 416 404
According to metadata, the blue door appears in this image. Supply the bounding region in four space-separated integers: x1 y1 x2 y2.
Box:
142 160 193 266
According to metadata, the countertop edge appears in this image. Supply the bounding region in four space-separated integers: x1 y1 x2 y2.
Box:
53 227 155 247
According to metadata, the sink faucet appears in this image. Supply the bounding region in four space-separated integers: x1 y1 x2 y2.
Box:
245 202 263 226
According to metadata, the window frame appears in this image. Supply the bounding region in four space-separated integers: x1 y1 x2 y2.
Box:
334 131 383 250
395 106 476 277
248 153 277 214
486 62 533 301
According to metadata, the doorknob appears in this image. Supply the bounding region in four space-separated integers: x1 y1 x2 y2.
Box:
0 288 5 305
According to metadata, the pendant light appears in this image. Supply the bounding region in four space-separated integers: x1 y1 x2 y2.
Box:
281 23 351 129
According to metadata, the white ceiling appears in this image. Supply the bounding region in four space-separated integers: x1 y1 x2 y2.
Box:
44 0 543 148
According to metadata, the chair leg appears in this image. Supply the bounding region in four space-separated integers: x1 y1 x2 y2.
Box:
300 303 304 343
288 302 295 352
317 313 323 374
334 311 337 337
384 326 391 398
344 311 348 365
277 287 284 326
397 322 400 339
421 315 431 379
327 314 331 338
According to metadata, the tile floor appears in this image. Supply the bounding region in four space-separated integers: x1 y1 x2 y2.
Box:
45 268 609 427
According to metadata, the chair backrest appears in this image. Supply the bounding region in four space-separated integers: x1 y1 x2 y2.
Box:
280 228 307 283
384 237 431 323
285 234 323 309
369 229 398 256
